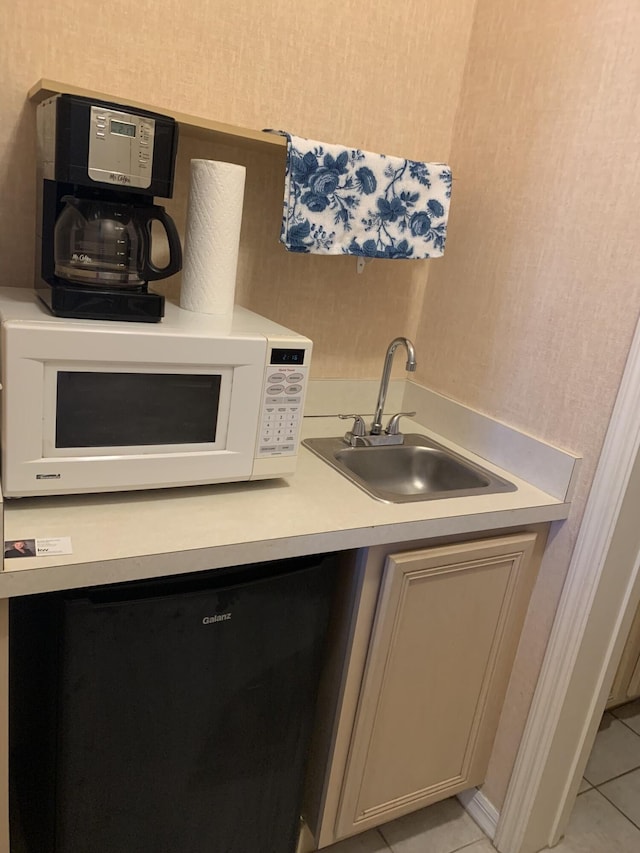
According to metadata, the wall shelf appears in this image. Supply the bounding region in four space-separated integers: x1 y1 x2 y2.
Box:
28 79 287 154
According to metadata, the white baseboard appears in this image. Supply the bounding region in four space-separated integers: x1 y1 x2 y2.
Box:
457 788 499 840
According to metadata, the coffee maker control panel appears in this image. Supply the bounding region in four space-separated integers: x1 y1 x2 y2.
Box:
88 106 156 190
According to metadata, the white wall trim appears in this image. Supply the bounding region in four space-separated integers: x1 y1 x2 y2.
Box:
457 787 499 840
549 545 640 844
494 311 640 853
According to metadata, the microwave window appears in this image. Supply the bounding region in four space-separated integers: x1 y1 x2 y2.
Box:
55 372 222 448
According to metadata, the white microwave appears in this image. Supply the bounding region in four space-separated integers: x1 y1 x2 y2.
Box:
0 288 312 497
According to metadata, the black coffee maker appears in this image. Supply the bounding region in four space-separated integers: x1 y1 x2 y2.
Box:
35 94 182 322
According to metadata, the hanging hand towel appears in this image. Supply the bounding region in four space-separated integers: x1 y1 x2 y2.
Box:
273 132 452 259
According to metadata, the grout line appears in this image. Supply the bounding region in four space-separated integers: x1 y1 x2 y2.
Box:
595 765 640 789
588 762 640 788
447 840 494 852
614 716 640 738
593 786 640 832
609 700 640 723
373 828 392 852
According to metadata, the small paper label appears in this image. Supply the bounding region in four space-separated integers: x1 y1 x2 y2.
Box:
4 537 73 558
35 537 73 557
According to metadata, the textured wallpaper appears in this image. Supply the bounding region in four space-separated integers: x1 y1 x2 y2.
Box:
423 0 640 808
0 0 476 378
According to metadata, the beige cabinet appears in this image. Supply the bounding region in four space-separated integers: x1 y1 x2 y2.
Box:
1 532 544 853
310 531 543 847
608 600 640 709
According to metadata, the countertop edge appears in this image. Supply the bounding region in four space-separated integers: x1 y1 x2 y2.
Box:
0 501 569 598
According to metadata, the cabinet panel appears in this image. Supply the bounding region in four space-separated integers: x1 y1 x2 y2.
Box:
335 533 537 839
608 601 640 708
628 655 640 699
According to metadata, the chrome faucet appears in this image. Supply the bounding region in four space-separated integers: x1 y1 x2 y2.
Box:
340 337 417 447
371 337 417 435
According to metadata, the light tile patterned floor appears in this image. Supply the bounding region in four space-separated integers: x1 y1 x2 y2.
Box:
323 797 485 853
323 699 640 853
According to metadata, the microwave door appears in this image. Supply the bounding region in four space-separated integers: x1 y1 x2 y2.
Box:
41 366 237 459
53 371 223 451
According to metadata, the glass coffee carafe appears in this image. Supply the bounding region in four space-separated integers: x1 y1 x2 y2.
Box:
54 196 182 289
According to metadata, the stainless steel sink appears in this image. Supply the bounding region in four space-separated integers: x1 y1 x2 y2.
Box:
303 433 516 504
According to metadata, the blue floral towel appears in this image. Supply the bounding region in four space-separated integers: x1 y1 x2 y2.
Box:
275 132 452 259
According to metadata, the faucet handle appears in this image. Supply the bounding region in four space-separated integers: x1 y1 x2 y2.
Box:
386 411 416 436
339 414 367 437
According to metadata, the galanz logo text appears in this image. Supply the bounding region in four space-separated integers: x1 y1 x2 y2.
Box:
202 614 232 624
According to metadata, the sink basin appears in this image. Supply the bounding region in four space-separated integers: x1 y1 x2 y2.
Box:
303 433 516 504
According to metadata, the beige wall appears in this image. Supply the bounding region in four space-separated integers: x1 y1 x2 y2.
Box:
0 0 477 378
418 0 640 807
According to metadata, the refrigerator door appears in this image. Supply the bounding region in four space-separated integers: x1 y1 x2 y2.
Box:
12 555 336 853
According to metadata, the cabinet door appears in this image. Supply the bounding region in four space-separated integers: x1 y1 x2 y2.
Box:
335 533 537 839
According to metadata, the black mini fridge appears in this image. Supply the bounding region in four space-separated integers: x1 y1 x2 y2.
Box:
10 553 337 853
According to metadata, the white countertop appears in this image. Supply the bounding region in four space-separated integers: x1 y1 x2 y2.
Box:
0 416 570 598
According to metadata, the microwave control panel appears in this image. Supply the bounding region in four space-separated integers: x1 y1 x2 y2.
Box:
258 347 309 457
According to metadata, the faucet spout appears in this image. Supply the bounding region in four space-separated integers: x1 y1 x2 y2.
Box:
371 337 417 435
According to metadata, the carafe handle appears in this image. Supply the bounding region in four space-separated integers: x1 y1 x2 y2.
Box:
137 206 183 281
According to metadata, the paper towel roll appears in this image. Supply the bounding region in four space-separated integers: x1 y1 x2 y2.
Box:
180 159 246 317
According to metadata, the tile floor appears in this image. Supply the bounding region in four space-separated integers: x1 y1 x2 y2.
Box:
323 699 640 853
323 796 491 853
